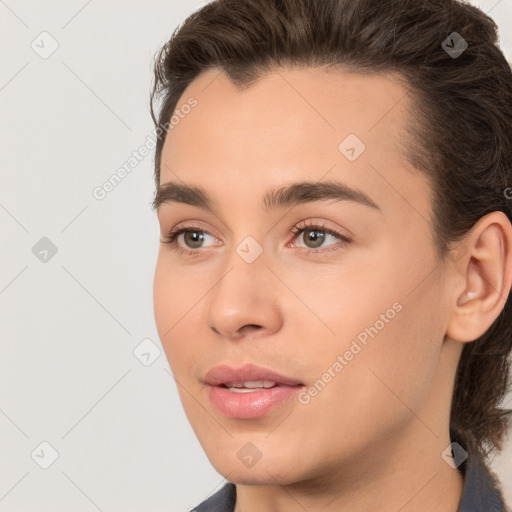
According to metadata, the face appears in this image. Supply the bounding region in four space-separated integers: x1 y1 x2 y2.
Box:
153 67 456 486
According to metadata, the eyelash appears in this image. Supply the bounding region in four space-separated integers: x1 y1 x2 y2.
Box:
161 220 351 257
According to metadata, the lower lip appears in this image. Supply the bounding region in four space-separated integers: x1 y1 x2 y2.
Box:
208 385 303 419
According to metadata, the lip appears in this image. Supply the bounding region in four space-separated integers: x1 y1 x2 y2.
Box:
203 363 303 387
203 363 305 419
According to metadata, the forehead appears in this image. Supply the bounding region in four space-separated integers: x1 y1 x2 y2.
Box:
162 66 412 168
159 66 431 223
166 65 412 139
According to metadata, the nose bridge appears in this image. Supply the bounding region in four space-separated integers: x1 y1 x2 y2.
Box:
205 240 283 338
220 231 270 291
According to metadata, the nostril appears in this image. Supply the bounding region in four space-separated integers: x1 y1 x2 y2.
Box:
239 324 262 335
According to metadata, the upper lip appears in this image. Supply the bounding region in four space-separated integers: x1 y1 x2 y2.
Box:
203 363 303 387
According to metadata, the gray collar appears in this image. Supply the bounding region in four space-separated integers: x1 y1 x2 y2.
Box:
456 455 508 512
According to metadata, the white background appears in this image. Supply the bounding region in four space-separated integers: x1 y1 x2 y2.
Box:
1 1 511 510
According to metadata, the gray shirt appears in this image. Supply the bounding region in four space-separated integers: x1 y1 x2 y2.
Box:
192 454 509 511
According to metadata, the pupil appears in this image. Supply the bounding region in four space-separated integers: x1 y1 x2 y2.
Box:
186 231 203 248
306 229 324 248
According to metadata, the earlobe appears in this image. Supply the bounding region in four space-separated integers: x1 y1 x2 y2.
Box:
446 211 512 344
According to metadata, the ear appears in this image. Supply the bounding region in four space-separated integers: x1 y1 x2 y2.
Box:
445 211 512 343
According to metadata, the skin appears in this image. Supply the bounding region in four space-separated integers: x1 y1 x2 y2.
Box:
153 67 512 512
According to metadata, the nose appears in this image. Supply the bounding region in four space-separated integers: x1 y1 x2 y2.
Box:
205 253 284 340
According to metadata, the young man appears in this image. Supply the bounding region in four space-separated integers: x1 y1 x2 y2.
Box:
150 0 512 510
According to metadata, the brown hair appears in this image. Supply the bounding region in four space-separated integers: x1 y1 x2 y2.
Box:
150 0 512 466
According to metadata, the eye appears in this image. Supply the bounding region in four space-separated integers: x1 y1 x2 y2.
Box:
161 222 218 257
161 219 351 257
289 220 351 253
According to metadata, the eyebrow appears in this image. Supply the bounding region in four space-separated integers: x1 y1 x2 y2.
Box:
152 180 381 213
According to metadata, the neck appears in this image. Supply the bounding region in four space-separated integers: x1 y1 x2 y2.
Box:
234 425 464 512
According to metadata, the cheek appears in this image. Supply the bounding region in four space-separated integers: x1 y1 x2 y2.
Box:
290 303 441 473
317 297 442 444
293 245 444 429
153 254 204 329
153 259 173 340
153 257 196 371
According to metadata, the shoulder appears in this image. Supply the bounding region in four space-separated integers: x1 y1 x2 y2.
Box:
456 454 510 512
192 482 237 512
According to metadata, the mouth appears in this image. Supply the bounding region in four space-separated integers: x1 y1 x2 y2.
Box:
203 363 304 387
203 363 305 419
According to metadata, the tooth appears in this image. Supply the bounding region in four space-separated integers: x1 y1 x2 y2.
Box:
243 380 275 388
225 380 277 392
227 387 261 393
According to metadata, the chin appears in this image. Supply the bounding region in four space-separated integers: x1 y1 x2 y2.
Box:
204 447 305 486
214 464 296 486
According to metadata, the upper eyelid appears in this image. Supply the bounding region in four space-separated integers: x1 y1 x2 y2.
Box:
168 220 217 236
290 225 351 248
169 220 342 236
